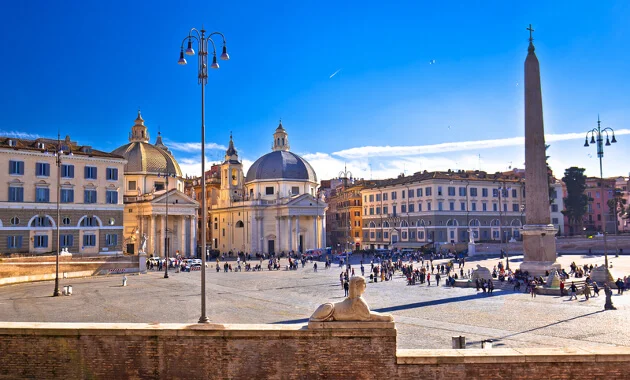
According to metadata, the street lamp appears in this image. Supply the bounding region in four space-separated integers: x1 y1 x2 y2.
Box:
157 171 177 278
178 26 230 323
50 133 71 297
584 115 618 275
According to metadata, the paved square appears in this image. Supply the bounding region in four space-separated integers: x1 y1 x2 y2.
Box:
0 253 628 350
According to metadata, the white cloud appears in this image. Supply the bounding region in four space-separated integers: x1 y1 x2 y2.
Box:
332 129 630 159
0 130 41 139
177 155 254 179
164 139 227 153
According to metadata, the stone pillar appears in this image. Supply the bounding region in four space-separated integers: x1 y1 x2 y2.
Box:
259 217 264 253
179 216 185 257
150 215 156 257
288 216 293 252
520 33 560 275
189 216 196 258
275 216 281 253
313 216 318 250
295 217 301 253
321 215 326 249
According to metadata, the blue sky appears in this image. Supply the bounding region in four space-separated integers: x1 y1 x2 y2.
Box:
1 1 629 181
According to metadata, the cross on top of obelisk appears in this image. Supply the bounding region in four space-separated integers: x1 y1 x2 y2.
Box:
527 24 534 42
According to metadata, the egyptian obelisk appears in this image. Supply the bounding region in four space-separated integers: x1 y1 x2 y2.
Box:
520 25 561 275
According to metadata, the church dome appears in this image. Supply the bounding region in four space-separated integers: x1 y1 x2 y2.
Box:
111 111 182 176
245 150 317 183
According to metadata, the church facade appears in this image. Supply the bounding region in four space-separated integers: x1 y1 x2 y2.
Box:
112 112 198 257
210 122 326 254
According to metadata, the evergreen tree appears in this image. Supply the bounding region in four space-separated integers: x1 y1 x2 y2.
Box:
562 167 589 235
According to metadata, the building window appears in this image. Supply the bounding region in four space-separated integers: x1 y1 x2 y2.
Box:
513 204 520 212
449 202 454 211
369 194 374 202
409 204 415 212
374 193 380 201
482 203 487 211
551 204 559 212
552 218 559 225
106 190 118 204
418 231 425 240
401 204 407 213
492 189 499 197
410 230 416 239
383 232 389 239
472 202 477 211
60 189 74 203
35 187 50 203
416 188 423 197
427 202 432 211
369 208 374 215
106 168 119 181
10 217 19 225
33 216 50 227
61 234 73 248
377 231 382 239
402 191 405 199
437 186 443 196
461 202 466 211
503 204 507 212
36 162 50 177
9 160 24 175
83 234 96 247
84 166 97 180
459 187 466 196
128 181 137 191
84 189 97 204
7 236 23 249
61 164 74 178
8 186 24 202
383 193 388 201
418 203 422 212
265 186 274 195
425 187 432 196
106 234 118 246
391 191 397 200
370 232 375 239
383 206 388 214
438 202 443 211
448 187 455 196
80 217 97 227
512 189 518 198
408 189 414 198
376 207 381 215
154 182 165 191
402 231 408 239
62 217 71 225
493 203 498 212
34 235 49 248
392 205 397 216
482 188 488 197
470 188 478 197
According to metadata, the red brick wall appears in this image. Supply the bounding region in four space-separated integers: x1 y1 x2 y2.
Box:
0 322 628 379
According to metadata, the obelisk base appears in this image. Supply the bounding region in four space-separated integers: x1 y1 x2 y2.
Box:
590 265 614 286
520 224 561 276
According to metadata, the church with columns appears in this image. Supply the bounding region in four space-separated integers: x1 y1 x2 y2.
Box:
112 112 199 257
210 122 326 254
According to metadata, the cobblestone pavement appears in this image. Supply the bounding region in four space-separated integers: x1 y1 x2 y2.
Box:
0 253 628 350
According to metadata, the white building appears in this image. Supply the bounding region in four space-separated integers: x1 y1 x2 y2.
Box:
210 122 326 254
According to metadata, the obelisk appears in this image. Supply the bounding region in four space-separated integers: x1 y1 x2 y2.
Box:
520 25 561 276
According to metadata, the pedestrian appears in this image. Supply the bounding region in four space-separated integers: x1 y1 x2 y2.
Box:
530 281 537 298
313 263 317 272
427 272 431 286
559 280 565 297
569 282 578 300
592 282 600 297
343 280 349 297
360 265 365 277
583 283 590 300
436 273 441 286
488 279 494 294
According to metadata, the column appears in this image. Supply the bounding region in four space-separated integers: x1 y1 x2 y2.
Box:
189 216 195 258
179 216 186 257
313 216 317 250
320 216 326 249
295 217 300 253
259 217 264 253
288 216 293 252
150 215 157 256
160 215 166 258
275 216 280 253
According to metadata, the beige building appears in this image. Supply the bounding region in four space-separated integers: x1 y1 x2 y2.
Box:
112 112 198 257
0 135 125 255
210 123 326 254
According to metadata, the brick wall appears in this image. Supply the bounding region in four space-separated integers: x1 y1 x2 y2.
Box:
0 322 628 379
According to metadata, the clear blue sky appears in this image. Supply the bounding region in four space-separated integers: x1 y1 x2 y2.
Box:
1 1 629 180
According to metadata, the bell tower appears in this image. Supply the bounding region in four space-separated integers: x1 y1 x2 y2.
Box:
219 132 243 206
129 110 150 143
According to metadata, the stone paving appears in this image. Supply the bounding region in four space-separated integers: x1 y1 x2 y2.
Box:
0 253 628 350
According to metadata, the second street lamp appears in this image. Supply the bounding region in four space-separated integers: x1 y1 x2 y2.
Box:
178 26 229 323
157 171 177 279
584 115 618 283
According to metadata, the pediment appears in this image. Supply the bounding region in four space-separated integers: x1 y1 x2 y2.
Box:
286 193 327 208
151 189 199 206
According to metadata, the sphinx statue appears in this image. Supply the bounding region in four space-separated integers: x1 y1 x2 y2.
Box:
310 276 393 322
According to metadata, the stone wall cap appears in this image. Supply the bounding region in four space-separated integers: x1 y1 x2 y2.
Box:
308 321 396 330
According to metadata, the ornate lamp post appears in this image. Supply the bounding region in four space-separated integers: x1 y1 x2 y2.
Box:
178 26 229 323
584 116 618 273
157 171 177 278
50 133 71 297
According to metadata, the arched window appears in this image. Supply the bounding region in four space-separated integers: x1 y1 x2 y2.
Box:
418 219 425 227
446 219 459 226
469 219 481 227
490 219 501 226
235 220 244 228
511 219 522 227
368 221 376 228
382 221 390 228
400 220 409 227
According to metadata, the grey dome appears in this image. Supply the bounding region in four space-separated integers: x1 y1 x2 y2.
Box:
112 142 182 176
245 151 317 183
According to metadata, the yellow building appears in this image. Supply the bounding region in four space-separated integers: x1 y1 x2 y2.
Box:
0 135 125 255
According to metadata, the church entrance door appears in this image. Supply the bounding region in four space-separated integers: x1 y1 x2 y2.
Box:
268 240 275 254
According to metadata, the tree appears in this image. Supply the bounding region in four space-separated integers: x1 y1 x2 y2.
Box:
545 144 555 204
562 167 589 235
608 188 627 235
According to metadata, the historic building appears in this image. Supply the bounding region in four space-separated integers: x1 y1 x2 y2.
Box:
210 122 326 254
360 170 564 250
0 135 125 255
582 176 616 234
183 165 221 247
112 112 198 257
326 179 375 252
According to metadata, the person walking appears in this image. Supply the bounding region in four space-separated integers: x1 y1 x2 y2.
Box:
427 272 431 286
530 281 537 298
569 282 578 300
343 280 349 297
583 283 590 300
436 273 441 287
